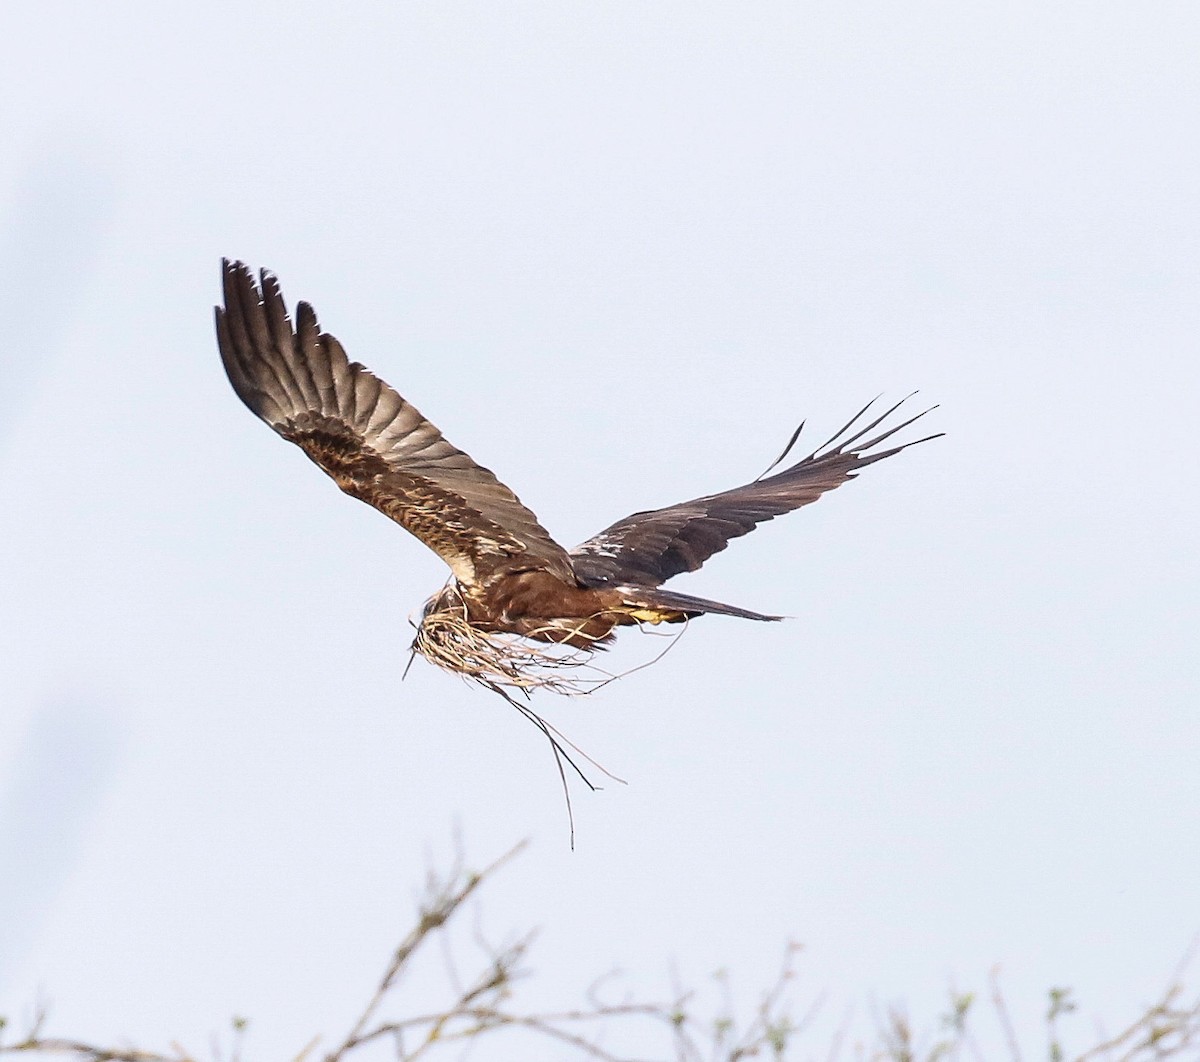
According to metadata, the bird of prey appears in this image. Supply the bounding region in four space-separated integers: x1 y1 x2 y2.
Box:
216 260 939 692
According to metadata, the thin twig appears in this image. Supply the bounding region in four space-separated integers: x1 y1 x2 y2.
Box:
323 841 527 1062
989 967 1024 1062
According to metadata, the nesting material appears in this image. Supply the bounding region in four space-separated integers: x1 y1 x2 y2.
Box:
410 586 681 696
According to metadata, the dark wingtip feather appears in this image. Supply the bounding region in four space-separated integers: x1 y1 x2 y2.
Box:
794 393 942 470
756 419 806 482
850 428 945 471
841 401 944 470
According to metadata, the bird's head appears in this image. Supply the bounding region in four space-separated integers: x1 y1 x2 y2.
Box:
420 583 465 622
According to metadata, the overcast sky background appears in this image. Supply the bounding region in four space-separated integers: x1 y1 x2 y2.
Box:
1 2 1197 1058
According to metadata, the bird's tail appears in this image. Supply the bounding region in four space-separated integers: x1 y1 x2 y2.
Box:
616 585 783 624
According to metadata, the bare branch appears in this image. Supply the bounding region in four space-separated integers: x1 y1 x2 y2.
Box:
323 840 528 1062
5 845 1200 1062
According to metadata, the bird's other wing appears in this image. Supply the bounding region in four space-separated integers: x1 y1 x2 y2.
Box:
216 260 574 587
570 396 940 588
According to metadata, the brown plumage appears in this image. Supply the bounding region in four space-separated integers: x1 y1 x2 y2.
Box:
216 260 940 685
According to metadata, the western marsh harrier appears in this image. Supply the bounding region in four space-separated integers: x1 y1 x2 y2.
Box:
216 260 938 693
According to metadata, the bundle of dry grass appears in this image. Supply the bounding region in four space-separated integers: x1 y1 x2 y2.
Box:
408 585 683 697
411 607 602 695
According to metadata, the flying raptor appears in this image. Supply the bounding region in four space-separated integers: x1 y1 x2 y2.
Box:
216 260 939 692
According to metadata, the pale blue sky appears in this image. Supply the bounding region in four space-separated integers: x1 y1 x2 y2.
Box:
1 3 1197 1057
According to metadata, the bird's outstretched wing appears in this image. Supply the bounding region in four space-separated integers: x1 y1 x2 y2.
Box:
216 260 574 587
570 397 940 588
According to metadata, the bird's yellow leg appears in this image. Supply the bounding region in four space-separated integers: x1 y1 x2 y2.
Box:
626 607 686 624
